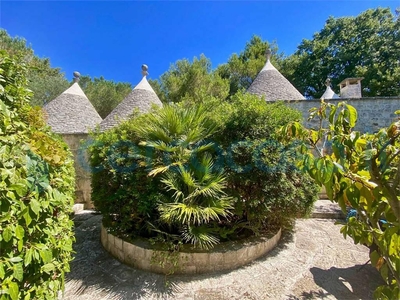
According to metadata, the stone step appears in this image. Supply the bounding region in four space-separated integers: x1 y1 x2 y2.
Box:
72 203 84 214
311 200 345 219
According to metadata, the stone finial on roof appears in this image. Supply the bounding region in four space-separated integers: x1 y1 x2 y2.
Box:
73 71 81 83
321 78 339 99
141 64 149 77
325 78 331 87
265 48 272 61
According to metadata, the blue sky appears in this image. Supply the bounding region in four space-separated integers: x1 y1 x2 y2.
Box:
0 1 398 85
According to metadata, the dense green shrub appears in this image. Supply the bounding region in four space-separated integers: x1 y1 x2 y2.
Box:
90 105 233 248
88 111 165 237
90 92 318 249
207 92 319 232
0 53 75 299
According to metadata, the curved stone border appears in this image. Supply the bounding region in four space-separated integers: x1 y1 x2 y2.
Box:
101 225 281 274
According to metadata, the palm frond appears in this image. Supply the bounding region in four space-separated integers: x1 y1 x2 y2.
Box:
160 173 185 202
146 221 180 240
158 200 232 226
178 166 198 190
190 178 226 200
148 162 182 177
181 225 219 250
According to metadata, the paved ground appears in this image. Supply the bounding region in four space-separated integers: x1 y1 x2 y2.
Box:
61 201 382 300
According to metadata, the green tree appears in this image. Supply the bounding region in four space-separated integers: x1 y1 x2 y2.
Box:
78 75 132 118
0 29 69 106
216 36 283 97
149 54 229 104
279 101 400 299
283 8 400 98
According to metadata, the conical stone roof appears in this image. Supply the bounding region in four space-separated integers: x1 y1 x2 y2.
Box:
247 50 305 101
43 73 102 134
100 65 163 131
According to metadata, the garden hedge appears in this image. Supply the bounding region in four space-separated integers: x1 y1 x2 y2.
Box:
0 53 75 300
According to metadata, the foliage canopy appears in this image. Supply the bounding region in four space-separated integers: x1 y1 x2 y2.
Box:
0 52 76 299
283 8 400 98
279 101 400 299
89 95 318 250
149 54 229 104
0 29 69 106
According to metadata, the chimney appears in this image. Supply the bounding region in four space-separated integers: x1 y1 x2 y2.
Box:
338 77 363 98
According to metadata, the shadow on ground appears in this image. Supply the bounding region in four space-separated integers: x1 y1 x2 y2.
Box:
62 212 175 300
309 264 383 299
63 213 383 300
63 212 295 300
286 264 383 300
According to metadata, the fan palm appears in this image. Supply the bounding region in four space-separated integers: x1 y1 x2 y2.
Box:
132 104 218 175
132 104 232 249
159 154 233 249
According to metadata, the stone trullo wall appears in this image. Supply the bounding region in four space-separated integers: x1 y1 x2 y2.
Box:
62 134 94 209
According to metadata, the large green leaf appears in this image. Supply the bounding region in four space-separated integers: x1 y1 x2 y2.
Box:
9 181 28 197
9 257 22 263
8 282 19 300
15 225 24 240
3 227 13 242
323 160 334 183
29 199 41 215
346 104 357 128
40 250 52 264
24 248 33 266
388 233 399 256
12 263 23 282
345 186 360 208
41 263 55 274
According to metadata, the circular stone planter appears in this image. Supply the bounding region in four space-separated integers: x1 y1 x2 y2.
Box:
101 225 281 274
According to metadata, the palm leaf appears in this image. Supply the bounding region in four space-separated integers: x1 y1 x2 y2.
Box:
148 162 182 177
181 225 219 249
158 199 232 226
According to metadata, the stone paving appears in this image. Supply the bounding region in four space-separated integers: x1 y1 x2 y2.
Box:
61 201 383 300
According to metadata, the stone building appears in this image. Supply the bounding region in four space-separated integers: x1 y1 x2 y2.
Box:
43 72 102 209
42 61 398 209
44 66 163 208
